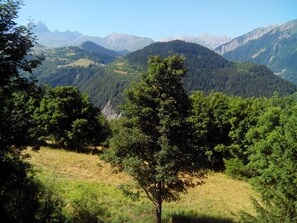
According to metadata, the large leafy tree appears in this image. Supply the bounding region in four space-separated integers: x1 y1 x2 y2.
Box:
0 0 42 148
245 103 297 222
104 55 205 223
0 0 48 222
34 86 109 150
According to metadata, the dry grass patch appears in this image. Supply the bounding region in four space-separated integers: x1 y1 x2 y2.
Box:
113 69 128 75
26 147 131 185
62 58 96 67
165 172 257 221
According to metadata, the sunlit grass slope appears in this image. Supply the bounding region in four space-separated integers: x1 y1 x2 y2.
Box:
26 147 257 222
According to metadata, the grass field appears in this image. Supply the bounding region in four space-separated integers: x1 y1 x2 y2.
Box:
62 58 96 67
26 147 257 222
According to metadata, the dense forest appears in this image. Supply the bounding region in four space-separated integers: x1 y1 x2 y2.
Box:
1 1 297 222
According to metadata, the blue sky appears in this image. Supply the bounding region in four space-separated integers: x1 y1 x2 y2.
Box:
17 0 297 40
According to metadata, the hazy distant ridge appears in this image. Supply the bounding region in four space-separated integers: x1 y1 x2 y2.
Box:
160 33 232 49
33 21 154 52
33 21 231 51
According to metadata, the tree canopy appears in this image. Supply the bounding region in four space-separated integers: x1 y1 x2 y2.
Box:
0 0 59 221
104 55 206 223
245 102 297 222
34 86 109 150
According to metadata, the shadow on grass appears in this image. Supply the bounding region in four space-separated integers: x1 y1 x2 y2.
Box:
44 142 103 155
76 147 103 155
164 213 235 223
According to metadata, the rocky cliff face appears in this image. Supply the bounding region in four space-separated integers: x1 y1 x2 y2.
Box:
33 21 82 47
215 25 278 54
101 100 121 119
215 19 297 84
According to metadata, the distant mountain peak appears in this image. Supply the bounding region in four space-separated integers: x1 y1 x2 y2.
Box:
101 33 154 52
215 19 297 84
33 21 50 33
215 24 279 54
160 33 232 49
32 22 154 51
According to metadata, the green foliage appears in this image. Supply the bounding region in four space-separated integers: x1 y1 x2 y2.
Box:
34 178 66 223
220 96 268 178
34 86 110 150
1 81 44 148
190 91 297 220
0 0 47 221
245 104 297 222
68 189 106 223
0 149 40 223
104 55 206 223
190 91 232 170
189 91 270 178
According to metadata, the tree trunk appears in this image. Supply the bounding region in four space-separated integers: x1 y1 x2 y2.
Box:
155 201 162 223
155 181 163 223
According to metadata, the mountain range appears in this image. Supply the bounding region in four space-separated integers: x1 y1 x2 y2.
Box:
33 21 154 52
32 21 231 51
28 19 297 118
215 19 297 84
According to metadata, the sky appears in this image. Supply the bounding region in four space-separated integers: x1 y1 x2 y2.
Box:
16 0 297 41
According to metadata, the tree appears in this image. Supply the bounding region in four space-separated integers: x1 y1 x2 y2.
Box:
0 0 42 148
189 91 232 170
0 0 38 222
0 0 47 221
221 96 268 178
34 86 109 150
245 104 297 222
104 55 206 223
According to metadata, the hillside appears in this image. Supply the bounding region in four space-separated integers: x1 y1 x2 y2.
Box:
215 19 297 84
80 41 121 57
26 146 257 222
125 40 296 96
29 40 297 118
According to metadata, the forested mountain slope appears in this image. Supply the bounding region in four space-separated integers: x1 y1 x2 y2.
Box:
125 40 296 96
29 40 297 118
